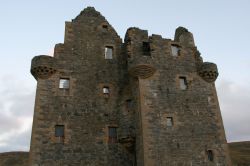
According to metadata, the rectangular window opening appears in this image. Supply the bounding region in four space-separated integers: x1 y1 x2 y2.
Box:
142 42 151 56
59 78 70 89
171 45 180 56
207 150 214 162
55 125 64 137
166 117 173 127
105 46 113 59
108 127 117 143
179 77 188 90
103 87 110 94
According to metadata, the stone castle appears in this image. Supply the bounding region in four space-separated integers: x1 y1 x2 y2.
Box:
29 7 231 166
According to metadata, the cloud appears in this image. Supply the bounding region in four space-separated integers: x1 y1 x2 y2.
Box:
0 127 32 152
0 114 23 133
217 79 250 142
0 74 35 152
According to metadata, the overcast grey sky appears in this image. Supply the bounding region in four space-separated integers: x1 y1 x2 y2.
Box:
0 0 250 152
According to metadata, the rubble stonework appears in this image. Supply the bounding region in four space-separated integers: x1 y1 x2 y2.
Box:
29 7 231 166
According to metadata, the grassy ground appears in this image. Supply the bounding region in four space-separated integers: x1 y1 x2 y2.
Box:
0 152 29 166
229 141 250 166
0 143 250 165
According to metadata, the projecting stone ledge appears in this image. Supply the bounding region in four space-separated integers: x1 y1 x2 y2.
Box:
128 64 156 79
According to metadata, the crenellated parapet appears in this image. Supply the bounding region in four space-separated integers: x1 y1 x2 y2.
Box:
174 26 195 47
174 27 219 83
125 28 156 79
125 27 149 58
54 43 64 55
30 55 57 80
198 62 219 83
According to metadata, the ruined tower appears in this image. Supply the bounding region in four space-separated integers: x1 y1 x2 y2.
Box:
30 7 231 166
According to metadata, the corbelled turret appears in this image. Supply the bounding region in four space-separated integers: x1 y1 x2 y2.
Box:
31 55 56 80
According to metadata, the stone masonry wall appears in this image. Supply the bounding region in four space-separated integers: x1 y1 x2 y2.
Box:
124 27 231 165
29 7 231 166
30 7 133 166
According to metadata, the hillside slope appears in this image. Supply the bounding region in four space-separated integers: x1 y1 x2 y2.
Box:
229 141 250 166
0 142 249 166
0 152 29 166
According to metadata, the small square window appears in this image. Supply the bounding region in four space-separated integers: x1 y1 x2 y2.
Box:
103 87 110 94
108 127 117 143
59 78 69 89
105 46 113 59
55 125 64 137
166 117 173 127
179 77 188 90
207 150 214 162
171 45 180 56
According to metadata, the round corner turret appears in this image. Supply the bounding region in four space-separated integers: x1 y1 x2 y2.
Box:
198 62 219 83
30 55 57 80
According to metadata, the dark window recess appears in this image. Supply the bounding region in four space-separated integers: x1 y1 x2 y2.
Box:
177 143 180 148
126 99 133 111
55 125 64 137
142 42 151 56
166 117 173 127
179 76 188 90
207 150 214 161
108 127 117 143
102 24 108 29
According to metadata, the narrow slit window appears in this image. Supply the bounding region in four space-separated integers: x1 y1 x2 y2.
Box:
59 78 70 89
55 125 64 137
108 127 117 143
166 117 173 127
207 150 214 162
105 46 113 59
142 42 151 56
179 77 188 90
171 45 180 56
